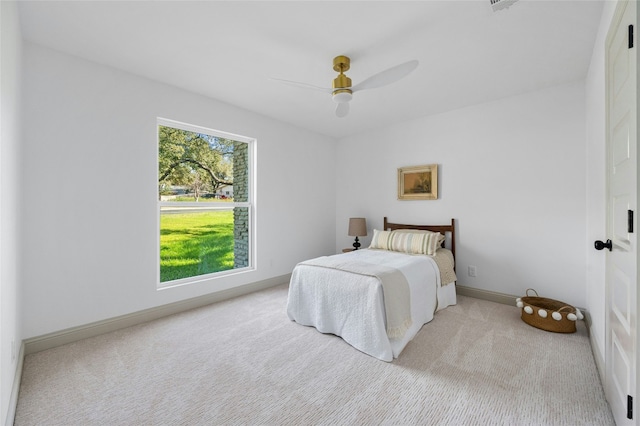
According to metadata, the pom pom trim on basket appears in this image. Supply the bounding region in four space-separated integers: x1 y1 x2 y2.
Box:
516 289 583 333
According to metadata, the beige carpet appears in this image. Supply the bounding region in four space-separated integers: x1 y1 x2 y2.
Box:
15 284 614 425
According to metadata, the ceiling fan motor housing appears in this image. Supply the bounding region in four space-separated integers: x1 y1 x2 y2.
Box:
332 55 353 97
333 74 352 92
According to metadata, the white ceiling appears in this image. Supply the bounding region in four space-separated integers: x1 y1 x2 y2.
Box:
17 0 605 139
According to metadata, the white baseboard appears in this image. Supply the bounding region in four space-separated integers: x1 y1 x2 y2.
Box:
23 274 290 355
457 284 589 320
456 284 518 306
584 310 606 385
5 341 25 426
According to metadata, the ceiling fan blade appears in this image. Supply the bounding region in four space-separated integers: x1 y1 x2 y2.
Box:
335 102 350 118
352 60 419 92
270 77 333 94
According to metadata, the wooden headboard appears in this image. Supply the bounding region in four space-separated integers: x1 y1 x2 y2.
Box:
383 217 456 260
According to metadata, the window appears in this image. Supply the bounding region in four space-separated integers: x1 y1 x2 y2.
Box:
157 118 254 287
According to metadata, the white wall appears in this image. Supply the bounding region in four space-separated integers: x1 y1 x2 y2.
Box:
0 1 23 423
20 43 337 339
336 81 587 307
585 0 617 373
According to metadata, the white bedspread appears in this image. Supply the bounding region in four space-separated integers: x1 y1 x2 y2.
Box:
297 256 412 339
286 249 452 361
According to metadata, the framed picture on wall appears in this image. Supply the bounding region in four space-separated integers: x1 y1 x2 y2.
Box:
397 164 438 200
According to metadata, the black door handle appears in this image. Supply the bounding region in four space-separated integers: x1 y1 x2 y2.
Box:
594 239 612 251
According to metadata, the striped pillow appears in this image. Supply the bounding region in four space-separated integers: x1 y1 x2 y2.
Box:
390 230 443 256
369 229 444 256
369 229 393 250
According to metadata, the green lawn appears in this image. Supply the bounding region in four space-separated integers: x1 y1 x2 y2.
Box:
160 210 234 282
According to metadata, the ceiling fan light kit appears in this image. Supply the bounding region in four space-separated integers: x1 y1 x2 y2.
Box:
332 91 352 103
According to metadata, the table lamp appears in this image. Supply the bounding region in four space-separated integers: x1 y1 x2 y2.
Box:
348 217 367 250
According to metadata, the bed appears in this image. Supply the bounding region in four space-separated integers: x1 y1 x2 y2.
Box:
286 217 457 362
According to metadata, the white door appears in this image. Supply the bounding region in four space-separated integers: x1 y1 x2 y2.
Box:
604 1 637 424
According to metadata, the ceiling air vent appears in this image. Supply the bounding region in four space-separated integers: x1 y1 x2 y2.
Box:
490 0 519 12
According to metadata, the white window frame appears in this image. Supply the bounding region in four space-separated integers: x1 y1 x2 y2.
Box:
157 118 256 289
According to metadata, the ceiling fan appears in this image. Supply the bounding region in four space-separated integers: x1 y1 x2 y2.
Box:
272 56 419 118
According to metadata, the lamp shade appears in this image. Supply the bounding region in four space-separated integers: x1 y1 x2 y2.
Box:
348 218 367 237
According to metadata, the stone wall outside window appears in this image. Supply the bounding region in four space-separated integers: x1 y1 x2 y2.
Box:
233 142 249 268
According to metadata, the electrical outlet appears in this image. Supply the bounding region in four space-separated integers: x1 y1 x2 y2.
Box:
468 265 477 277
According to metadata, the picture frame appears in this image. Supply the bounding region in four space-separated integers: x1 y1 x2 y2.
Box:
397 164 438 200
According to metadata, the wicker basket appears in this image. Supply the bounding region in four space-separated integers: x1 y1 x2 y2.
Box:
517 289 577 333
